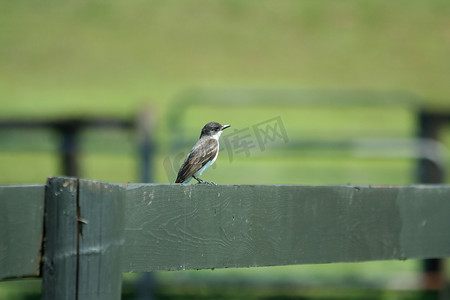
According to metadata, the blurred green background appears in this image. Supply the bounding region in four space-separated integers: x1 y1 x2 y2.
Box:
0 0 449 299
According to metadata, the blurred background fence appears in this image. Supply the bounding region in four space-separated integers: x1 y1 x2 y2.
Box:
1 88 450 299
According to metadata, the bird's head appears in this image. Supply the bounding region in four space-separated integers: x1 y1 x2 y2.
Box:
200 122 230 139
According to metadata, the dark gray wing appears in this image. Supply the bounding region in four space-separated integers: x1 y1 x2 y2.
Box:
175 138 218 183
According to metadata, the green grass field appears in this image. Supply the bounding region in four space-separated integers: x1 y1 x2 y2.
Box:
0 1 449 299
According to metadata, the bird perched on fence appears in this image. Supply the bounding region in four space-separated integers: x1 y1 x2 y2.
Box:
175 122 230 184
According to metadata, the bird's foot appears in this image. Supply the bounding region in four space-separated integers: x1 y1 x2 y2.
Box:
199 181 216 185
194 176 216 185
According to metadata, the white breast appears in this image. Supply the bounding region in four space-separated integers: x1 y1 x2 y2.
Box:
194 139 219 176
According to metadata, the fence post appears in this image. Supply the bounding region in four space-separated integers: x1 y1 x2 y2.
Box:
42 177 124 300
417 111 446 292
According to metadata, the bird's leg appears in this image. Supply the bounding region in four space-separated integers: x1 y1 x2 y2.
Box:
193 176 216 185
193 175 204 183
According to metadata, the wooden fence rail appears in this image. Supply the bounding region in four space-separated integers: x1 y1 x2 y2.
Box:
1 177 450 299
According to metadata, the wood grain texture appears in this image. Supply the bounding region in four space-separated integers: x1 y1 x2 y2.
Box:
0 184 44 280
42 177 78 300
2 179 450 281
122 184 450 272
77 179 125 300
42 177 125 300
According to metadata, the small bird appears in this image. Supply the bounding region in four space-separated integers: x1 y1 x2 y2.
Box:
176 122 230 184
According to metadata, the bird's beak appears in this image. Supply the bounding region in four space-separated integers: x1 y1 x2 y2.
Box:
222 125 230 130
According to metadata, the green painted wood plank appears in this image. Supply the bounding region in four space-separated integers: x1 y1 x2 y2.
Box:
2 178 450 282
122 184 450 272
0 184 44 280
77 179 125 300
42 177 125 300
42 177 78 300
